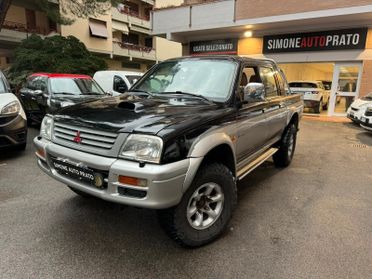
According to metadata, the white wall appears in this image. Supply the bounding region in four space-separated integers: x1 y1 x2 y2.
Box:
279 63 334 82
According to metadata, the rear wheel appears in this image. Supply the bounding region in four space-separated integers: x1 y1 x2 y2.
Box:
314 101 322 113
157 163 237 247
273 123 297 168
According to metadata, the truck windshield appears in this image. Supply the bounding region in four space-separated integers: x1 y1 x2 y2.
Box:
133 59 237 102
51 78 105 96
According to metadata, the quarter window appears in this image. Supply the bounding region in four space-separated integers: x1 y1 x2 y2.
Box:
259 67 278 98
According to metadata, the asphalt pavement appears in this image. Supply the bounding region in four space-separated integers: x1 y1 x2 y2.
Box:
1 120 372 279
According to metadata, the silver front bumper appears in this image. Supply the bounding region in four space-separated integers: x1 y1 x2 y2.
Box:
34 137 190 209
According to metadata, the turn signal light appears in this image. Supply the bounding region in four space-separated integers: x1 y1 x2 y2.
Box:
36 149 45 160
118 175 147 187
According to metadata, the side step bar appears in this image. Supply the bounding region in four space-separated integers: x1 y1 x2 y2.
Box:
237 147 278 181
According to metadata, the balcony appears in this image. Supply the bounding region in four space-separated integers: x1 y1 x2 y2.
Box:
112 7 151 31
0 20 58 43
152 0 235 36
113 42 156 61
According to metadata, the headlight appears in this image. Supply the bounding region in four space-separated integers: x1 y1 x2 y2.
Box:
1 101 20 115
120 134 163 164
40 116 53 140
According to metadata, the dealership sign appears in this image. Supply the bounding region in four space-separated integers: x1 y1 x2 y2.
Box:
190 39 238 55
263 28 368 54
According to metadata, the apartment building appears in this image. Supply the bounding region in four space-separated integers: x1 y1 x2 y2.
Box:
153 0 372 117
0 0 181 73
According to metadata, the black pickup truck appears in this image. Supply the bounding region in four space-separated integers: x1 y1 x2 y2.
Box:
34 56 303 247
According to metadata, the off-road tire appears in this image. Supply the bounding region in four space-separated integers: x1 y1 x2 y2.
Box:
273 123 297 168
157 163 237 248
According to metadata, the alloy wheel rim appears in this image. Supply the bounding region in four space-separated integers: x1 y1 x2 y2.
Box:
186 182 224 230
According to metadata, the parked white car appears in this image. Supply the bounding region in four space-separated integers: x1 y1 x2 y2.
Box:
93 71 143 96
0 70 28 150
289 81 329 113
347 93 372 125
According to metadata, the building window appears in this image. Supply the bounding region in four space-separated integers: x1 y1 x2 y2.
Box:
88 19 108 39
121 62 141 70
122 33 139 45
48 18 57 32
145 37 153 48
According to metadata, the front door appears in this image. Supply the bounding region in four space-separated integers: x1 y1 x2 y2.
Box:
328 63 363 116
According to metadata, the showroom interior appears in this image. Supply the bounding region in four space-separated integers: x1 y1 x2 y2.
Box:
278 62 361 115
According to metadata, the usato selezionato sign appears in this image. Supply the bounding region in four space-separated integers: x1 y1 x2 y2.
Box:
263 28 368 54
190 39 238 55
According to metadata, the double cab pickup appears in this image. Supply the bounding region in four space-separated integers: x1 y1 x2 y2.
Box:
34 56 303 247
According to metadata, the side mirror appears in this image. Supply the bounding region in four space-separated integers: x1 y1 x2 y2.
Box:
243 82 265 102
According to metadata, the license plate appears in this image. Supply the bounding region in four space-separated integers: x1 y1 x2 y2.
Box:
52 158 95 184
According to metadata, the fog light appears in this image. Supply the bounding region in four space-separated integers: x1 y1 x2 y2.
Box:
94 173 104 188
118 175 147 187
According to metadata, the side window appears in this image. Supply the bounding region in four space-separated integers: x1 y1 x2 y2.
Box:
239 66 262 102
113 75 128 93
259 67 278 98
26 76 47 93
276 69 290 95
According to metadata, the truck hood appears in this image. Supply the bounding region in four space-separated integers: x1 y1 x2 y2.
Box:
52 94 233 137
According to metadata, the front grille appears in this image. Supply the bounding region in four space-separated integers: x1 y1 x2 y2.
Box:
53 122 118 150
365 110 372 117
0 115 17 125
351 107 359 112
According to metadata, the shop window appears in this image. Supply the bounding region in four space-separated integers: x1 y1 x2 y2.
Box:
89 19 108 39
113 75 128 93
122 33 139 45
259 67 278 98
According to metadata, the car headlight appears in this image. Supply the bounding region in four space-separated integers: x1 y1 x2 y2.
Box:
120 134 163 164
1 101 20 115
40 116 53 140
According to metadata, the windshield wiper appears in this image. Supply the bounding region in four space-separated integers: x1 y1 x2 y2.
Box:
161 91 212 102
82 92 104 95
129 89 154 97
53 92 75 95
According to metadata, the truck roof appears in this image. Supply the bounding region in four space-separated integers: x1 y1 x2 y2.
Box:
165 55 276 64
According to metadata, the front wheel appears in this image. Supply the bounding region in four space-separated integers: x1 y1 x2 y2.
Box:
273 123 297 168
157 163 237 247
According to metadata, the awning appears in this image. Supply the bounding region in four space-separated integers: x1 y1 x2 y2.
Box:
130 25 151 35
112 21 129 34
89 19 108 39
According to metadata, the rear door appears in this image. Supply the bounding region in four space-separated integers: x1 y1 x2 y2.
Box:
258 63 288 143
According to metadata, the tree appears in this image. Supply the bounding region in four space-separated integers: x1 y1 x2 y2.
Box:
0 0 119 30
8 34 107 86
